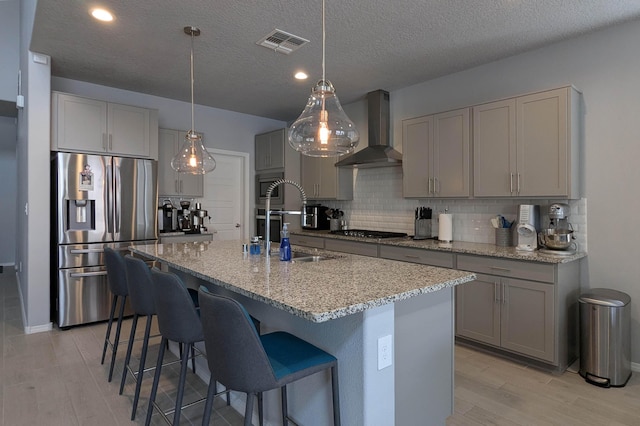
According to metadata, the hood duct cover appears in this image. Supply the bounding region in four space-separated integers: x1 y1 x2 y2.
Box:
334 89 402 168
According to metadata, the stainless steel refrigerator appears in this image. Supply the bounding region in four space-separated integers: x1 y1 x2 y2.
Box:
51 152 157 328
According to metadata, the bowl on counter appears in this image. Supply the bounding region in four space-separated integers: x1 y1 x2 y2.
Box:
539 229 574 250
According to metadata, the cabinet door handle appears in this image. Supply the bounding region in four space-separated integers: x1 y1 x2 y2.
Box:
489 266 511 272
509 173 514 193
434 177 439 194
494 282 500 302
108 134 113 151
428 178 433 194
404 255 420 259
102 133 108 151
502 283 507 305
175 180 179 193
517 173 521 194
180 180 183 193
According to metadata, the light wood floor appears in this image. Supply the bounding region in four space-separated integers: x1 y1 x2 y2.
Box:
447 345 640 425
2 267 639 425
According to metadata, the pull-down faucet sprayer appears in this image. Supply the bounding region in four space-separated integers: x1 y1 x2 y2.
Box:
265 179 308 256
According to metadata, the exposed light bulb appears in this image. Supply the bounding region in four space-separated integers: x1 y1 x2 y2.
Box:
319 110 329 144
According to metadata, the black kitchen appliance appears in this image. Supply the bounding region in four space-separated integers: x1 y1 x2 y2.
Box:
303 204 331 230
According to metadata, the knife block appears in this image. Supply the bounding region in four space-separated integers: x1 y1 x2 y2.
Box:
414 219 432 240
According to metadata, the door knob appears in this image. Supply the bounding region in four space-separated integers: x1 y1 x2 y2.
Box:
235 223 241 228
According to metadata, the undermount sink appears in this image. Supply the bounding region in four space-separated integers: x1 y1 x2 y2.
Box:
290 251 332 262
291 255 329 262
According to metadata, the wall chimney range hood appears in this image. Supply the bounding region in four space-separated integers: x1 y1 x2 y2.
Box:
334 90 402 168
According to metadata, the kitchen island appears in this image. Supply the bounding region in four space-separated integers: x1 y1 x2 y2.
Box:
131 240 476 426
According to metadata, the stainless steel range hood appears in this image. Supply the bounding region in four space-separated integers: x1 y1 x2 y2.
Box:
335 90 402 168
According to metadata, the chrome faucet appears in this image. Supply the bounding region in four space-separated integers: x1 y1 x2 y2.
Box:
265 179 308 255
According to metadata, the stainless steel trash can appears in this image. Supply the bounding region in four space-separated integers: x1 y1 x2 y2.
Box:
578 288 631 387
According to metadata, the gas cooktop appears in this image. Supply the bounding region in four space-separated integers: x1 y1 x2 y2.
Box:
330 229 408 239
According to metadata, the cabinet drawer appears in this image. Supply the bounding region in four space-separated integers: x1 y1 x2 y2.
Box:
290 234 325 249
457 254 554 283
325 239 378 257
379 245 454 268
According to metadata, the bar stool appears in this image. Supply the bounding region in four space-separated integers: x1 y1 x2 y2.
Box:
119 255 158 420
198 286 341 426
145 268 208 426
102 247 129 382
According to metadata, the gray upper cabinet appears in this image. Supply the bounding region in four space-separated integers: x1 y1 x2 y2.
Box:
158 128 203 198
473 86 580 198
255 129 285 171
51 91 158 159
300 155 353 200
403 108 470 198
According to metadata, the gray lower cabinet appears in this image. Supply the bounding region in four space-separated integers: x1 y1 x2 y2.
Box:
289 234 325 249
379 245 454 268
325 239 378 257
455 254 579 370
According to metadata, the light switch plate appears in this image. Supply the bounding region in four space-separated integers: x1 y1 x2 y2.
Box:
378 334 393 370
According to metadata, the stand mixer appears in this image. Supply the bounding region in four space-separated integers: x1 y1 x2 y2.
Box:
539 203 576 255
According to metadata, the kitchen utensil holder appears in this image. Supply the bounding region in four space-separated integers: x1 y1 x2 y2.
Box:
330 218 341 231
495 228 512 247
414 219 432 240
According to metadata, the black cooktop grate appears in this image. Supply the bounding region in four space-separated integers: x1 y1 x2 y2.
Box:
330 229 407 239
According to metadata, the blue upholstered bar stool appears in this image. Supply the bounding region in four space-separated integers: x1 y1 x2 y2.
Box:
102 247 129 382
145 268 206 426
119 255 158 420
198 286 341 426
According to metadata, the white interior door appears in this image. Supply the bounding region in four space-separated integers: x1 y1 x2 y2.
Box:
199 149 249 241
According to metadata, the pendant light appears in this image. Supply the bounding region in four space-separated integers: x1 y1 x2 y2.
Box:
288 0 359 157
171 26 216 174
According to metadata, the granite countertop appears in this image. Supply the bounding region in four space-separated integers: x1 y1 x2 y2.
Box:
292 230 587 264
130 240 475 323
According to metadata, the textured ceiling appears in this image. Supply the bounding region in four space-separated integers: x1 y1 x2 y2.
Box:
30 0 640 122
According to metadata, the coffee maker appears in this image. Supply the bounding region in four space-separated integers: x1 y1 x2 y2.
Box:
190 202 209 233
158 200 178 233
515 204 540 251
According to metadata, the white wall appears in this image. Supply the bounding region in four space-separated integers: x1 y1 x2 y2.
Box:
0 116 17 265
335 19 640 363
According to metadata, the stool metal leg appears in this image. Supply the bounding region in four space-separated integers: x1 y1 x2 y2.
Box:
101 294 118 365
145 336 167 426
244 393 255 426
108 295 127 382
281 386 288 425
201 378 217 426
131 315 153 420
172 343 192 426
119 313 139 395
331 365 341 426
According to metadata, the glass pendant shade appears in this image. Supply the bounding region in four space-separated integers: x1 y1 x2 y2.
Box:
289 79 359 157
170 26 216 174
171 130 216 174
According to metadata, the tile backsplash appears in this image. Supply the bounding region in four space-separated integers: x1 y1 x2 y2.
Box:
322 167 588 252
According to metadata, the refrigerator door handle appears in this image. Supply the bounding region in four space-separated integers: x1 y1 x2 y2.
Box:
70 248 104 254
70 270 108 278
113 158 121 237
106 159 114 235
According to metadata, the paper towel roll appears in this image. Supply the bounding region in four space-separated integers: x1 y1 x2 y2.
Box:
438 213 453 242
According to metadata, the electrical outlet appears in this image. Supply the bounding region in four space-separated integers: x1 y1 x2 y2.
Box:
378 334 393 370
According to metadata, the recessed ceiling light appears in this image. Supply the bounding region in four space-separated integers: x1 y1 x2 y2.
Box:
295 71 308 80
91 8 114 22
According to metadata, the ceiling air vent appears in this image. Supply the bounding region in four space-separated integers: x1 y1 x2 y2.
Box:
256 29 309 55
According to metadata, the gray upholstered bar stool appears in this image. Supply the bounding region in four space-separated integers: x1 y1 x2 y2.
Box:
102 247 129 382
198 287 341 426
119 255 158 420
145 268 208 426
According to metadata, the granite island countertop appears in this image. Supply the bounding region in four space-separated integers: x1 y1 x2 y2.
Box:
292 230 587 264
130 240 476 323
